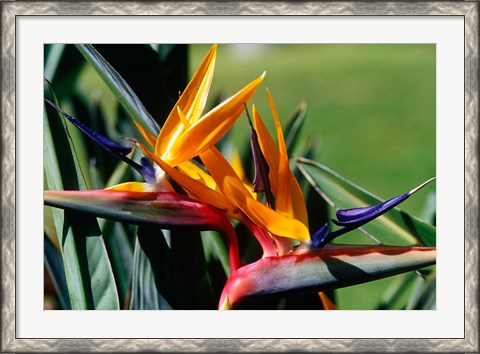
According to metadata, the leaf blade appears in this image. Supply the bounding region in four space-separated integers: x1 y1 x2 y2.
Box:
44 234 71 310
129 234 173 310
75 44 160 135
44 82 120 310
284 100 308 155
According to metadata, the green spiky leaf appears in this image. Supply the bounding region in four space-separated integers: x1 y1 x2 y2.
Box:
44 80 120 310
284 100 307 155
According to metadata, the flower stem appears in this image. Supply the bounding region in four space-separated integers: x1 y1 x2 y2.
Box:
244 219 277 257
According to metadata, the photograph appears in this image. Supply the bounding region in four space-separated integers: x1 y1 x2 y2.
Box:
43 43 436 311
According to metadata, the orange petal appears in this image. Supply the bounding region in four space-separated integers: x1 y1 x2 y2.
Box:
289 173 309 227
266 89 293 216
183 46 217 124
222 175 310 242
318 292 337 310
165 72 265 166
252 105 279 196
200 148 247 196
201 148 309 242
176 161 219 191
267 90 308 227
132 120 157 147
230 148 248 184
155 45 217 158
137 141 241 219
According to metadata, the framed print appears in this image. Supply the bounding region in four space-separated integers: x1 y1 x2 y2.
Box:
2 2 478 353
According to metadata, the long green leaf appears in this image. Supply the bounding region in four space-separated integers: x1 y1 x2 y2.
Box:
46 44 88 101
284 100 308 155
296 158 436 247
101 220 133 307
44 81 120 309
376 271 419 309
222 244 436 309
44 44 66 82
406 268 436 310
201 230 230 276
44 234 71 310
419 192 436 225
129 234 173 310
75 44 160 135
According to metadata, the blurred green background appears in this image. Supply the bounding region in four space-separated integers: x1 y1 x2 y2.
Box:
46 44 435 310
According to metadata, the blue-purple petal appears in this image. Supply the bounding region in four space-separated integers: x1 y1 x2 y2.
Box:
332 178 435 227
310 224 330 249
140 157 157 184
44 98 155 182
334 192 410 226
45 98 132 155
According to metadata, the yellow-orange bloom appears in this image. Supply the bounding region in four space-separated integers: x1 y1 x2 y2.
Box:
152 44 265 167
114 44 263 193
115 44 310 254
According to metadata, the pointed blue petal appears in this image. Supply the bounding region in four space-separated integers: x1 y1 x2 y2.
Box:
310 224 329 249
140 157 156 184
334 192 410 226
333 178 436 227
45 98 132 155
44 98 154 182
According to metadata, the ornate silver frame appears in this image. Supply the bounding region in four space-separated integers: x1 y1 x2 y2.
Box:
1 2 478 352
